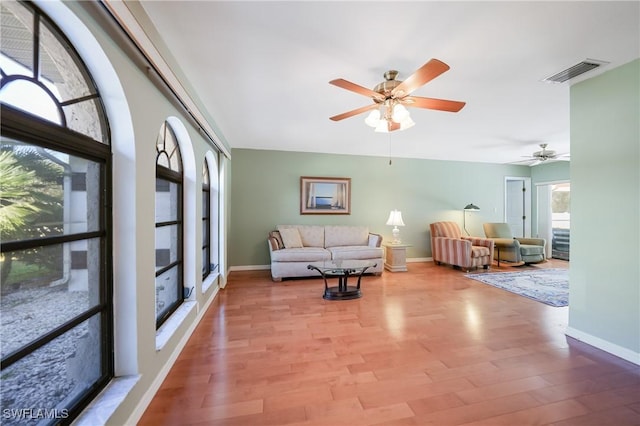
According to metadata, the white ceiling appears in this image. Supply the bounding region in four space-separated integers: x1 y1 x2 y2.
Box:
138 1 639 165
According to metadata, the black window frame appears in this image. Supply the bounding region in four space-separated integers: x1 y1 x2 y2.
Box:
155 123 184 329
0 105 114 425
202 160 211 279
0 2 113 421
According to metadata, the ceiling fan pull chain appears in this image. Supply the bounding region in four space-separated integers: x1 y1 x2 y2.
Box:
388 132 393 165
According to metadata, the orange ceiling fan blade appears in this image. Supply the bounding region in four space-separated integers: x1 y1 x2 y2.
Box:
329 103 378 121
392 59 450 97
329 78 385 101
403 96 466 112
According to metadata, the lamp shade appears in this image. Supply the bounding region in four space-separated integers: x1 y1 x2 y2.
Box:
463 203 480 211
386 210 405 227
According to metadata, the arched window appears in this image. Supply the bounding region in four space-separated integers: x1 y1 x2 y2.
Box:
202 160 211 279
0 0 112 422
155 121 183 328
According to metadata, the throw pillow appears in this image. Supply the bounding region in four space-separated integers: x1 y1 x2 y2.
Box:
280 228 303 248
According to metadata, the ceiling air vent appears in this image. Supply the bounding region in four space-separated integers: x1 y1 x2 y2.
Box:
543 59 609 83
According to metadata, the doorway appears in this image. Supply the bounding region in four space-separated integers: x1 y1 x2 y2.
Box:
504 177 531 237
537 182 570 260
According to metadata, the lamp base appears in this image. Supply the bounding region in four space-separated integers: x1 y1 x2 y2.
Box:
392 227 401 245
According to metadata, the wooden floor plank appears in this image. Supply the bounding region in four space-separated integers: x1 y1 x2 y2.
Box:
139 260 640 425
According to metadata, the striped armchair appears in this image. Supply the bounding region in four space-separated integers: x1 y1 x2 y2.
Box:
430 221 494 271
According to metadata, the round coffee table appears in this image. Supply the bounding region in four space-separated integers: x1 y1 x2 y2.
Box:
307 260 377 300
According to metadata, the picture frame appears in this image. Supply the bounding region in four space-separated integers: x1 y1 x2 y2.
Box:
300 176 351 215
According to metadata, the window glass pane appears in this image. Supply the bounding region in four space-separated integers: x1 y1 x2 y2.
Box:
155 179 179 223
0 315 102 424
155 224 180 270
202 248 209 275
62 98 106 144
202 218 209 246
1 240 102 358
202 190 209 217
0 1 34 75
39 19 93 103
202 163 209 185
156 267 181 321
155 123 181 173
0 138 101 244
0 1 107 145
156 152 170 169
0 79 62 124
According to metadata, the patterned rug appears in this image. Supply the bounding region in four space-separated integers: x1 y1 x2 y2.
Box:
465 268 569 307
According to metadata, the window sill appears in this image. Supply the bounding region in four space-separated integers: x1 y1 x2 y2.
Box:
202 272 220 294
74 375 140 426
155 301 197 351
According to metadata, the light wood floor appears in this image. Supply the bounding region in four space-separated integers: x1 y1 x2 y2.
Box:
139 260 640 425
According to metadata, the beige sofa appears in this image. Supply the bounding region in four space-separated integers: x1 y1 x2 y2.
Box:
268 225 383 281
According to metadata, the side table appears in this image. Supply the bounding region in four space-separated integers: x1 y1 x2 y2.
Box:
383 243 411 272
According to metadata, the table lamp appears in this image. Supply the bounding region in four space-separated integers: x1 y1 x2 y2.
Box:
386 210 405 244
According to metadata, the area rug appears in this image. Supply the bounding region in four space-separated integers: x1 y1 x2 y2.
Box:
465 268 569 307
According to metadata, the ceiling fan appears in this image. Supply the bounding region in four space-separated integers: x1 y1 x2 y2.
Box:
329 58 466 132
514 144 569 165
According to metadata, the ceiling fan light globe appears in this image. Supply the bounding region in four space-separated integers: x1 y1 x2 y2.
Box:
399 116 415 131
392 104 410 122
364 110 381 127
374 120 389 133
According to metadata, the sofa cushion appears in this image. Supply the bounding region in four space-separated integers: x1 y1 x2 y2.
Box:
269 231 284 249
324 226 369 247
280 228 303 248
471 246 490 258
520 244 544 256
329 246 383 261
270 247 331 262
278 225 324 247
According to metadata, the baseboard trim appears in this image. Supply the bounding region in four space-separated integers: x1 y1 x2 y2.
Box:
229 264 271 271
230 260 433 271
565 326 640 366
407 257 432 263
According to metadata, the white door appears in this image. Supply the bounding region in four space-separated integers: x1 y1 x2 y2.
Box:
505 177 531 238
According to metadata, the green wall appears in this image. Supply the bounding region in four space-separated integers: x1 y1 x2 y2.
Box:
531 160 570 184
569 59 640 359
230 149 530 266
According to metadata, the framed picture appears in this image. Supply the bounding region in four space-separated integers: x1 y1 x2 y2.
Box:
300 176 351 214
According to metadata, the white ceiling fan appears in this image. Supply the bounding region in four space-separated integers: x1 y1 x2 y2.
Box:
512 144 570 166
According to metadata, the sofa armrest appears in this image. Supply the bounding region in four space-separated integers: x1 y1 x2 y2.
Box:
516 237 545 247
368 233 383 247
463 236 495 249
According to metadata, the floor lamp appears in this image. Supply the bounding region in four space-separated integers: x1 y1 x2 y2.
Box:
463 203 480 235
